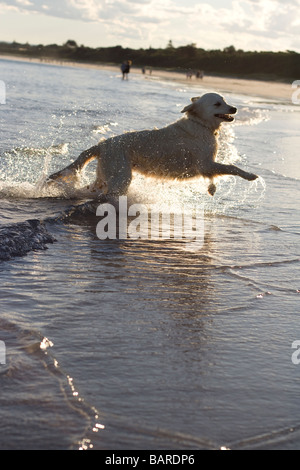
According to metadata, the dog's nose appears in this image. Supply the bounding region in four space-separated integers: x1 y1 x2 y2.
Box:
230 107 237 114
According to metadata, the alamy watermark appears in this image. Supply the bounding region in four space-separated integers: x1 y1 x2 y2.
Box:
96 196 204 250
0 80 6 105
292 80 300 105
291 341 300 365
0 340 6 365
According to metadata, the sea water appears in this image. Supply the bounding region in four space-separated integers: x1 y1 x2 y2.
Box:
0 58 300 450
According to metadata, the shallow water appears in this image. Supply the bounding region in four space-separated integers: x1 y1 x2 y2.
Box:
0 58 300 450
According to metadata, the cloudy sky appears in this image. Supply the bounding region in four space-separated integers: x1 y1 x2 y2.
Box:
0 0 299 51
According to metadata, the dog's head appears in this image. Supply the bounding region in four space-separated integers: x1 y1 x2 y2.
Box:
181 93 237 130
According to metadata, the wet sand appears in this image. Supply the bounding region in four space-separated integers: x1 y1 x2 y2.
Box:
0 54 293 102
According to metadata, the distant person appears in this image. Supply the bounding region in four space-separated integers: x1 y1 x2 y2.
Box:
121 60 132 80
121 61 128 80
196 70 204 80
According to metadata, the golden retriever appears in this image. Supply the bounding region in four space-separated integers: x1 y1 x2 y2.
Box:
47 93 258 197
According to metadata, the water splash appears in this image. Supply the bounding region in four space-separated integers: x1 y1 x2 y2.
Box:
234 107 270 127
0 107 265 211
0 142 84 199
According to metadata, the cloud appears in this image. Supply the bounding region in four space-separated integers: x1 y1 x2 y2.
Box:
216 0 300 48
15 0 34 5
0 0 299 51
0 0 172 25
0 0 87 20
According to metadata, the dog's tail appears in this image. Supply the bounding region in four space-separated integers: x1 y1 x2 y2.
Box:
46 145 100 184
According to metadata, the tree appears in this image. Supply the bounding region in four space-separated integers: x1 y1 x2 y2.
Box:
224 45 236 54
64 40 78 48
179 43 197 58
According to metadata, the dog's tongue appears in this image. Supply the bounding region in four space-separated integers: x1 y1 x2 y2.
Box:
215 113 234 122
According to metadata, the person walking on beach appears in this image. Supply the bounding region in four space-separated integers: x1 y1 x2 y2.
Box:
121 60 132 80
196 70 204 80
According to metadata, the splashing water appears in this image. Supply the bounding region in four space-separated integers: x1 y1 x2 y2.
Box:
0 143 71 199
0 115 267 211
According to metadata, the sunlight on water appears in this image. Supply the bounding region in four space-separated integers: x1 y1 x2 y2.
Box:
0 114 262 205
0 113 268 215
1 59 300 451
0 83 270 210
124 120 267 217
234 107 270 127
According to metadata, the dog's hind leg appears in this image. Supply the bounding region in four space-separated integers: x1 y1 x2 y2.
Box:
47 145 100 184
96 150 133 197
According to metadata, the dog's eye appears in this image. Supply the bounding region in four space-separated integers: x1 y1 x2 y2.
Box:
215 102 222 107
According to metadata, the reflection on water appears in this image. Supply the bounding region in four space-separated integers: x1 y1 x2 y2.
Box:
1 59 300 449
1 201 300 449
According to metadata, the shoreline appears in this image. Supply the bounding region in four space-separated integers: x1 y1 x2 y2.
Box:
0 54 293 102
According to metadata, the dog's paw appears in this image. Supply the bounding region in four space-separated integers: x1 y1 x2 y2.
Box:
208 183 217 196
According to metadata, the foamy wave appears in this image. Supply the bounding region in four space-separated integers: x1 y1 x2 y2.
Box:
234 107 270 126
92 122 119 135
5 143 69 158
0 179 99 200
0 219 56 261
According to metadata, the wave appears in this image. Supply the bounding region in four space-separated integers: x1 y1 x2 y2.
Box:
0 180 98 200
0 108 270 263
0 175 265 263
233 107 270 127
3 143 69 158
0 314 103 450
257 166 300 183
0 219 56 261
92 122 119 135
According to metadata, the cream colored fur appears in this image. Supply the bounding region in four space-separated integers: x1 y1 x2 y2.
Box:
47 93 258 197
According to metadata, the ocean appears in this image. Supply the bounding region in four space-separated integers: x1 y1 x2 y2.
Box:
0 57 300 450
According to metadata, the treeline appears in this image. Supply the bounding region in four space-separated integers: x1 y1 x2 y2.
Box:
0 40 299 81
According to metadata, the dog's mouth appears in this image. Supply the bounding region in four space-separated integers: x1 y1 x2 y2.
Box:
215 113 235 122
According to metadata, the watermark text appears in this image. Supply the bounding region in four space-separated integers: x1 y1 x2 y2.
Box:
96 196 204 250
291 340 300 365
0 340 6 365
0 80 6 105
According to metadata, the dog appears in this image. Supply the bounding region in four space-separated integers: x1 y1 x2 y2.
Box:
47 93 258 197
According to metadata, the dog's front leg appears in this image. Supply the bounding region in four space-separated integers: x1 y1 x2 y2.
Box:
210 163 258 181
206 163 258 196
208 180 217 196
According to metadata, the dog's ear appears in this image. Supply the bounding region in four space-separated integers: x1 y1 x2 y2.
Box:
181 103 193 113
181 96 201 113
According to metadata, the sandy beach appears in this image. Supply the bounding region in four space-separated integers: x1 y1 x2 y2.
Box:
0 54 293 102
148 67 293 102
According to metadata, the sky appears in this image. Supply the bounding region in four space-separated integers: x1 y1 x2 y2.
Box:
0 0 299 52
